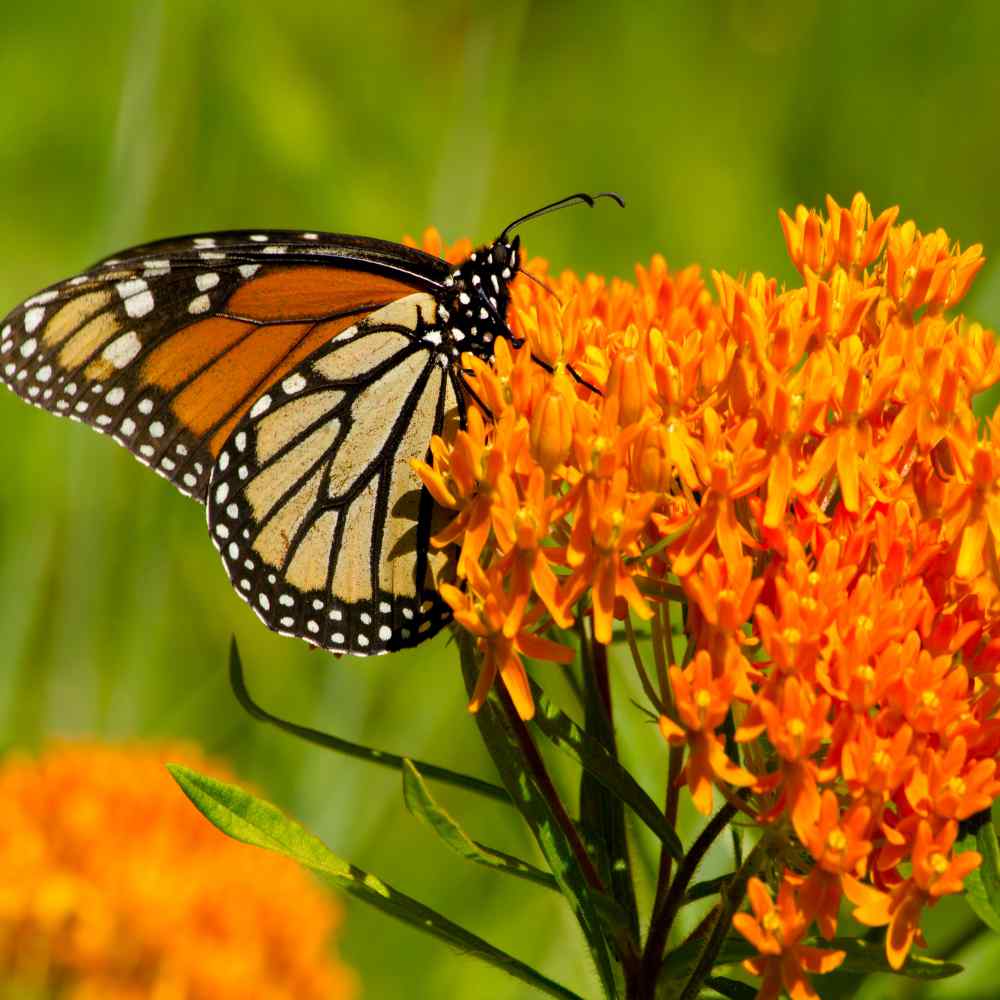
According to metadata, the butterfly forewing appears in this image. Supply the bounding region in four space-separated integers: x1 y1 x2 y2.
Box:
206 292 461 656
0 230 448 500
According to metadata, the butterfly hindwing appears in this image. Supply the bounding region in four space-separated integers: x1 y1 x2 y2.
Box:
0 230 448 501
206 292 462 656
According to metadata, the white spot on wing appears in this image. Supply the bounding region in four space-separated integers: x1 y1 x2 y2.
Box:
188 294 210 314
102 331 141 369
249 394 271 418
24 308 45 333
125 291 154 318
196 272 220 291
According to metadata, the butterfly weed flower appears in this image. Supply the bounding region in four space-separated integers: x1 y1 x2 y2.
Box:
732 876 846 1000
0 742 356 999
412 196 1000 992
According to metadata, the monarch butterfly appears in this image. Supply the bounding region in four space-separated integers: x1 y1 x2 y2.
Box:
0 193 621 657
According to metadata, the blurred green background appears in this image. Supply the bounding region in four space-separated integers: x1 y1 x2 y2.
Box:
2 2 999 997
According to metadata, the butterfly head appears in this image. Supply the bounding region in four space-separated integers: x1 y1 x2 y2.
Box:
438 234 521 360
435 193 623 362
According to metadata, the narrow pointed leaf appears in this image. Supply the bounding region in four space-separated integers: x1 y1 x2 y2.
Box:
229 637 509 803
829 937 962 979
957 809 1000 934
402 759 558 891
456 632 620 998
703 977 757 1000
529 678 683 859
578 637 640 943
660 934 754 986
168 764 585 1000
684 874 732 904
661 932 961 984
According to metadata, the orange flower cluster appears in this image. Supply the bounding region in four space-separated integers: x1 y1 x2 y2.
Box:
0 742 356 1000
412 195 1000 987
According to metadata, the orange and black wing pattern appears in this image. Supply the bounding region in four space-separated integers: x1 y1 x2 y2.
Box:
0 230 448 500
1 217 528 656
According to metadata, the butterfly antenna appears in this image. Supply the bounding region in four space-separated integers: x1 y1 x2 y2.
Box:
499 191 625 242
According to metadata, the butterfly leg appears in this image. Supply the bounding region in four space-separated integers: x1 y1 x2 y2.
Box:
529 352 603 396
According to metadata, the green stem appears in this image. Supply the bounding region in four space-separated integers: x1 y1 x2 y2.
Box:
497 683 606 893
584 624 641 990
637 802 738 1000
624 614 664 713
676 832 772 1000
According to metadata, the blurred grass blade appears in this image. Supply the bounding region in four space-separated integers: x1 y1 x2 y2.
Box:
168 763 585 1000
402 759 558 892
228 637 509 803
957 810 1000 933
529 678 683 860
457 632 620 998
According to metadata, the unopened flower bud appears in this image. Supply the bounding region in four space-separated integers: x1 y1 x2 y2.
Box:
607 349 647 426
633 424 671 493
530 389 573 472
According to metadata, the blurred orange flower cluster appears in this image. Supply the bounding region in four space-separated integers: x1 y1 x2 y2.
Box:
0 742 356 1000
412 195 1000 988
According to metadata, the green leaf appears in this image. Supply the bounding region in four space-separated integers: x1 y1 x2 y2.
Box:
402 758 558 892
577 634 639 943
228 637 509 803
661 931 962 985
167 763 585 1000
456 631 621 999
685 874 732 904
661 934 754 986
703 977 757 999
829 937 963 979
958 809 1000 934
529 678 683 860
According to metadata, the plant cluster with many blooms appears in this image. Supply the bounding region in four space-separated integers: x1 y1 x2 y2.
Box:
412 195 1000 997
0 742 356 1000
